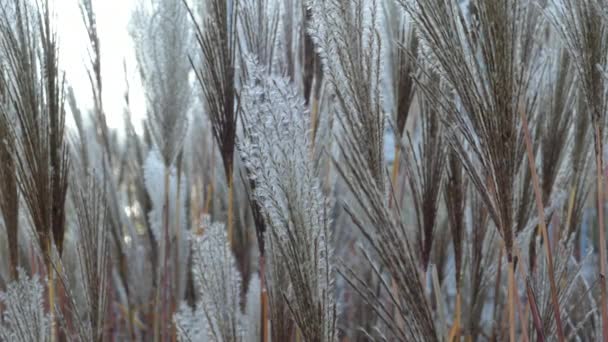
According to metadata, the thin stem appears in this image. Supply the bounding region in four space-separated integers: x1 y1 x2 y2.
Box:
153 167 171 342
492 245 504 339
431 265 446 340
390 143 403 332
448 291 461 341
520 108 565 340
260 255 268 342
595 126 608 342
310 96 319 147
390 147 400 209
173 165 182 341
564 186 577 238
514 277 529 342
162 166 171 341
228 172 234 247
508 259 516 342
48 238 56 342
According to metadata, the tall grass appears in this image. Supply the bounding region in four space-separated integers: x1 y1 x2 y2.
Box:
0 0 606 341
0 1 69 340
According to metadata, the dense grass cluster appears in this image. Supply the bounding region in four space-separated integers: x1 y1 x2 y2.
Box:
0 0 607 341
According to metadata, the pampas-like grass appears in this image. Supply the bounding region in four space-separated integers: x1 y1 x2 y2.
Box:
383 2 417 139
0 5 68 339
308 0 386 190
176 221 244 341
69 165 110 342
398 0 560 339
0 0 605 341
546 0 608 337
131 1 192 338
185 0 239 182
185 0 240 290
400 0 533 266
403 73 446 272
132 0 191 168
238 0 280 73
0 0 69 259
239 59 337 342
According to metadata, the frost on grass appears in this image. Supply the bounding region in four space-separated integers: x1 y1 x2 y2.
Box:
239 59 337 342
174 222 244 342
238 0 280 71
144 148 190 297
131 0 191 166
174 304 207 342
243 274 262 342
143 149 188 242
307 0 386 189
0 269 50 342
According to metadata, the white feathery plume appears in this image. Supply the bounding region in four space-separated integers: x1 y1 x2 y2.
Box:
174 221 244 342
174 303 208 342
131 0 191 167
239 58 337 342
307 0 386 189
238 0 281 72
0 269 51 342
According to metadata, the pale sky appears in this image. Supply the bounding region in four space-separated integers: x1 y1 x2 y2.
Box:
56 0 146 134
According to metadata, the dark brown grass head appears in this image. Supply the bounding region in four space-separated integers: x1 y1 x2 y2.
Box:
384 5 417 138
0 0 69 258
309 0 386 190
400 0 537 259
445 148 467 288
539 49 575 204
547 0 608 148
404 74 446 271
185 0 239 180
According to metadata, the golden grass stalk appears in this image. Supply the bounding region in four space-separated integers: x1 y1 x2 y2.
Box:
447 292 461 341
